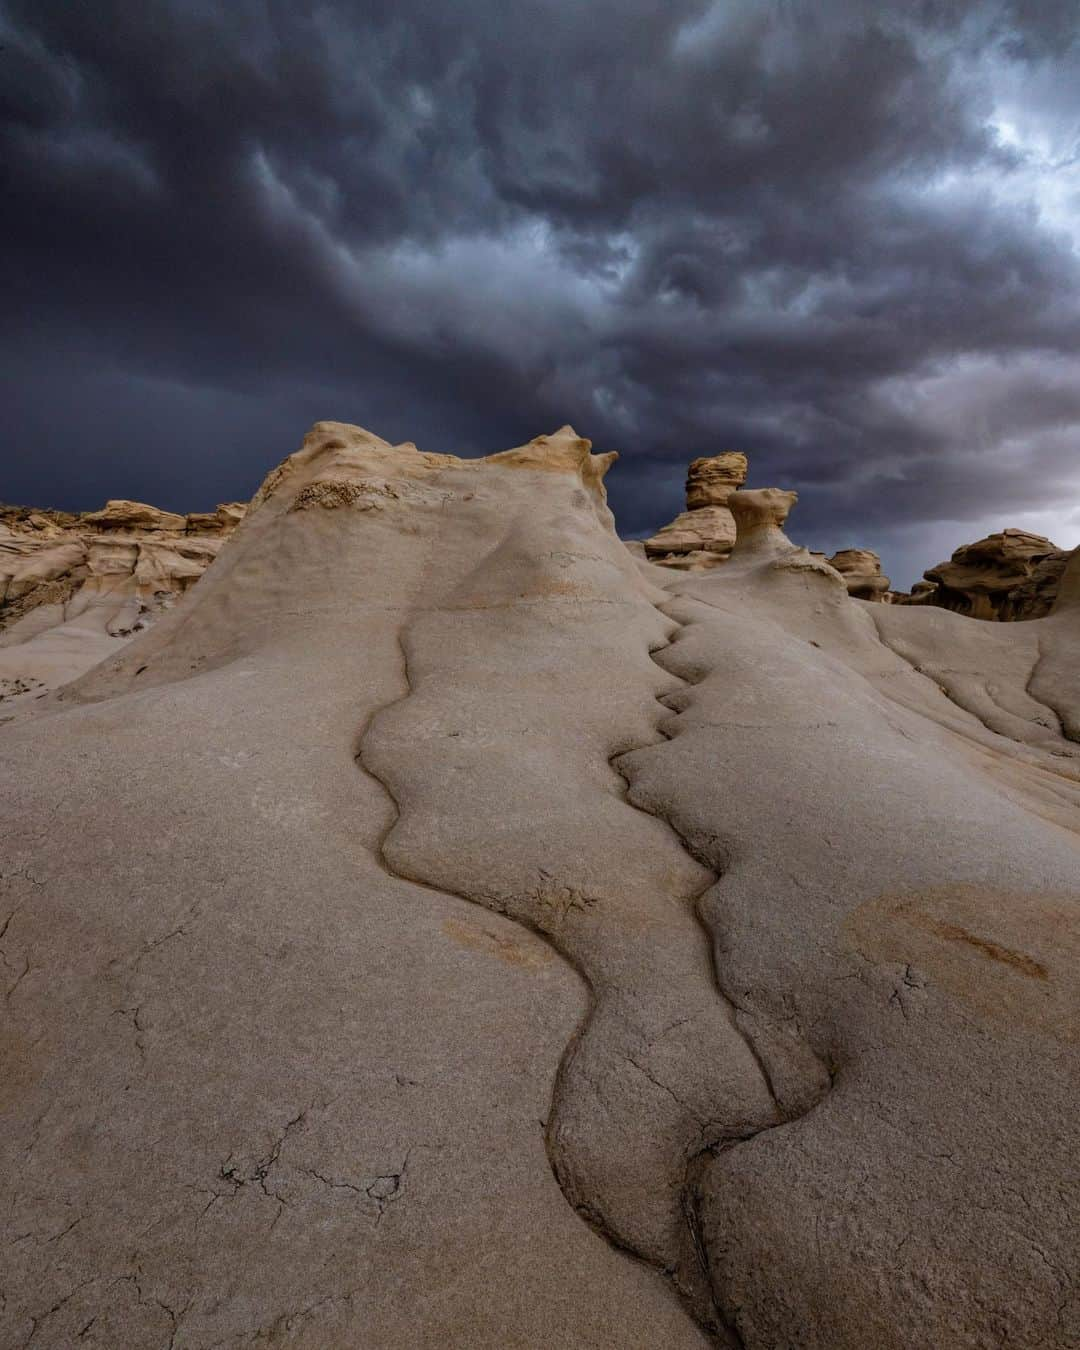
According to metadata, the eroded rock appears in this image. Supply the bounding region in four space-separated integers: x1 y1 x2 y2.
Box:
83 498 189 531
826 547 891 601
644 451 747 569
1 424 1077 1349
899 528 1073 620
728 486 799 555
684 452 749 509
643 505 739 564
0 496 246 709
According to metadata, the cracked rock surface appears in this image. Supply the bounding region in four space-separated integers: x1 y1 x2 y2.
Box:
1 422 1078 1348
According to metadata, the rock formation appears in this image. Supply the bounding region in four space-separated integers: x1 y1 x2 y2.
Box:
826 547 891 601
0 498 245 709
0 424 1077 1348
643 451 747 569
728 486 799 556
899 527 1074 620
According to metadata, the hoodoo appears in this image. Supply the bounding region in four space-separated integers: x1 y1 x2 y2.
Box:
643 451 748 568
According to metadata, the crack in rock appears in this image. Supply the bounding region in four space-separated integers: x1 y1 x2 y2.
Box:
354 572 831 1342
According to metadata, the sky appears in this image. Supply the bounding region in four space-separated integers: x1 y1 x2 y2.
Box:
2 0 1079 587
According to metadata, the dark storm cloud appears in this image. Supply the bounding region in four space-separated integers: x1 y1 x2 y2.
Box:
2 0 1079 584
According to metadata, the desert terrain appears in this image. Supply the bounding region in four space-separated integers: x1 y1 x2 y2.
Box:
1 424 1077 1348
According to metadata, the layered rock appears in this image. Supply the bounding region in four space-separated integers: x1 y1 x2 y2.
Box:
684 452 749 509
899 528 1073 620
643 451 747 569
82 499 189 531
0 497 246 709
826 547 891 601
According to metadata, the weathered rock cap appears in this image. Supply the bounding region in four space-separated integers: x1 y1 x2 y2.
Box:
827 547 891 601
643 452 748 566
83 499 188 532
909 527 1069 620
729 487 798 556
685 452 748 509
256 422 617 515
926 528 1059 594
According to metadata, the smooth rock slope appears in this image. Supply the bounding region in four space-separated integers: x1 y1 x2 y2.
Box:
1 424 1077 1348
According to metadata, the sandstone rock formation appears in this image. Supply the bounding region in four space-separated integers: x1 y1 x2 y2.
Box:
1 424 1077 1348
826 547 891 601
899 527 1074 620
684 452 748 509
728 486 799 555
82 499 189 532
643 451 747 569
0 498 245 710
1058 544 1080 614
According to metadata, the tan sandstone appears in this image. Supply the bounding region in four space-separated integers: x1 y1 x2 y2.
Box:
644 451 747 568
826 547 891 601
0 497 246 710
899 527 1074 620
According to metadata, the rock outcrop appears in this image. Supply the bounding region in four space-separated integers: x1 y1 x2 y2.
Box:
82 499 190 532
1 424 1077 1349
684 452 749 509
1057 545 1080 613
826 547 891 601
899 528 1073 620
729 486 797 547
0 498 246 709
643 452 747 569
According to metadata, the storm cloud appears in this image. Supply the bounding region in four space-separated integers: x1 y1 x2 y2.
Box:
2 0 1079 584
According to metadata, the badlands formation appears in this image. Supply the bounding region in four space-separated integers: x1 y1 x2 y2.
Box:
0 499 245 710
903 527 1075 620
1 424 1078 1349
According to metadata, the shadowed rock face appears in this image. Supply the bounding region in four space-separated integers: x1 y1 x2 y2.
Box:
1058 547 1080 613
1 423 1078 1349
898 528 1074 620
0 499 246 709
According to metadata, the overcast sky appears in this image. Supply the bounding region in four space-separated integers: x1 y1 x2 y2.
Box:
2 0 1079 586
